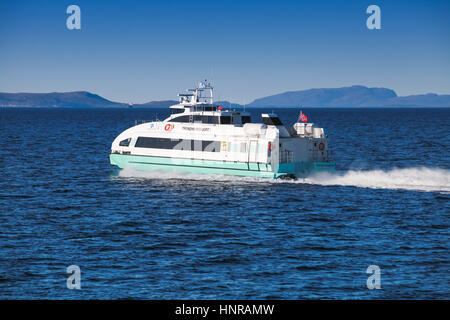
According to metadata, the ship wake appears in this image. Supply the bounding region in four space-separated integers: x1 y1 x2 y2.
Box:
116 166 450 192
302 167 450 192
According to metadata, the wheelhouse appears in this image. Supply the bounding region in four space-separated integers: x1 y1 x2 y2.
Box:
168 84 252 126
168 109 252 125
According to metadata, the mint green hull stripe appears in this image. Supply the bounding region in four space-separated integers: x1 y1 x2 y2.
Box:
110 153 276 178
278 161 336 178
110 154 335 179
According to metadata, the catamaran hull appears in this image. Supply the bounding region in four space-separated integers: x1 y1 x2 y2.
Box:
110 153 335 179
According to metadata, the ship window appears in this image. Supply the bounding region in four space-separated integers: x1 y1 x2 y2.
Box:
119 138 131 147
170 108 184 114
206 116 219 124
262 117 283 125
182 115 218 124
202 140 221 152
241 116 252 124
135 137 181 149
199 115 217 124
169 115 190 122
220 116 231 124
170 115 220 124
135 137 221 152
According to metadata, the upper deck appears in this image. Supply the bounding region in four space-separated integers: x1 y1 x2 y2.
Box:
165 80 253 126
140 80 325 139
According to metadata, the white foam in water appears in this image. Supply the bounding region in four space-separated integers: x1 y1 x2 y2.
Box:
117 166 450 192
303 167 450 192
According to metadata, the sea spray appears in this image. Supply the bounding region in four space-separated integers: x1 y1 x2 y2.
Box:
304 167 450 192
116 166 450 192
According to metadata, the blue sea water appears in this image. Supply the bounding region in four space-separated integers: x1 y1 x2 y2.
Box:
0 107 448 299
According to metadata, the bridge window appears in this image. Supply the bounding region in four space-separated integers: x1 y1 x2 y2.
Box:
220 116 231 124
170 115 220 124
262 117 283 125
241 116 252 124
170 108 185 114
206 116 219 124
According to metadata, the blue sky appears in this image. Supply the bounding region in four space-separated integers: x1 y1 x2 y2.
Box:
1 0 449 103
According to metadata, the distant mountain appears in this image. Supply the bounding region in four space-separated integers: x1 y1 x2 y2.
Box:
0 91 125 108
247 85 450 108
214 101 245 109
381 93 450 107
248 85 397 107
134 100 178 108
1 86 449 108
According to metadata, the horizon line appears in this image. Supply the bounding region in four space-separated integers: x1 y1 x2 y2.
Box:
1 84 450 105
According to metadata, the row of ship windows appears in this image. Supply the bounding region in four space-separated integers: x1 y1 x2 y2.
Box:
119 137 268 154
132 137 221 152
169 115 251 124
170 106 217 114
169 115 283 126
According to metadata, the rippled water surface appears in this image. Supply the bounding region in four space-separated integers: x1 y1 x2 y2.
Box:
0 107 449 299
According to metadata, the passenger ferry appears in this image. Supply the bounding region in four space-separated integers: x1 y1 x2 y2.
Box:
110 81 335 179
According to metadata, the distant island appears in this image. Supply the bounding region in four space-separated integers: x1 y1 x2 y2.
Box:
247 86 450 108
0 91 178 108
1 85 449 108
